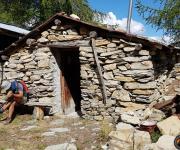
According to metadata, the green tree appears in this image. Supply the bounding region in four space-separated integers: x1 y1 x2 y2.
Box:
136 0 180 42
0 0 94 29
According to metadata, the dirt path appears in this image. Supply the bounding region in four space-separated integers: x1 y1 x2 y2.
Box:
0 114 113 150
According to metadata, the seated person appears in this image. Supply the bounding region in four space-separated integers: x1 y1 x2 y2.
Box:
0 80 25 124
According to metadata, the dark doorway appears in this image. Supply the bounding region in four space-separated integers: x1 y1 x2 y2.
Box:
51 48 81 114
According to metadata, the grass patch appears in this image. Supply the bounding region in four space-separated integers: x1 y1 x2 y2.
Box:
150 129 162 143
98 120 113 142
37 143 46 150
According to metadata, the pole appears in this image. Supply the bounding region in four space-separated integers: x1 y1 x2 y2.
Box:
127 0 133 34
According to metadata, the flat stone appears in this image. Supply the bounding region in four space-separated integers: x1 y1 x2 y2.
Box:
30 75 41 81
157 116 180 136
109 123 134 142
21 125 37 131
45 143 77 150
116 122 134 131
48 35 83 41
79 47 92 52
112 89 131 102
115 76 135 82
42 132 56 136
118 66 127 71
41 31 49 37
143 143 158 150
5 72 24 80
38 59 50 68
122 56 150 62
130 61 153 70
134 130 151 150
156 135 176 150
109 139 133 150
117 102 145 113
107 43 116 48
132 90 154 95
49 128 70 133
139 50 149 56
121 70 154 78
143 108 165 122
100 50 122 57
120 113 141 125
103 64 116 71
37 37 49 43
95 39 110 46
124 82 156 90
103 72 114 80
50 119 64 126
123 47 136 52
79 51 93 58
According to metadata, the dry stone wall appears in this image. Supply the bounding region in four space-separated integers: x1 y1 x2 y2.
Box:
1 47 57 105
1 20 179 121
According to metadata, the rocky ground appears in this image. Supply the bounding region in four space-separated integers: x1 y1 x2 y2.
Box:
0 113 114 150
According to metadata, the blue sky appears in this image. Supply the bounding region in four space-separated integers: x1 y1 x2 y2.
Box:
88 0 164 39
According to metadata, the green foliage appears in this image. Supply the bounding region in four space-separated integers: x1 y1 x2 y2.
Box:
150 130 162 143
136 0 180 42
0 0 94 29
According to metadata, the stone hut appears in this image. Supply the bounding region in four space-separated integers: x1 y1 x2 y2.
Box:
0 13 179 121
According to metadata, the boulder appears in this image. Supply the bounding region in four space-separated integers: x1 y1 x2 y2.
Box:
134 130 151 150
109 123 134 142
157 116 180 136
109 123 151 150
156 135 176 150
143 108 165 121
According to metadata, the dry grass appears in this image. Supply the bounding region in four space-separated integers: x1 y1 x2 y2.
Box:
98 120 114 142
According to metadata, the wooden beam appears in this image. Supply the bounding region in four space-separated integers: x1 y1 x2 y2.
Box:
91 38 107 104
38 43 78 49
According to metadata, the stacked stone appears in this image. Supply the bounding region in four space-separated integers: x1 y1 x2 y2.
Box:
79 38 157 121
174 63 180 80
1 20 178 121
2 47 56 104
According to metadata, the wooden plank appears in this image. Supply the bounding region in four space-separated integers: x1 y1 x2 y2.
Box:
38 43 78 49
49 40 90 47
91 38 107 104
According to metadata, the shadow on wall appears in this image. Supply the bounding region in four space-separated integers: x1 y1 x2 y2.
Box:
150 50 176 79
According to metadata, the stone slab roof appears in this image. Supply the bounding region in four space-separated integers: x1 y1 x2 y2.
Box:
0 12 179 55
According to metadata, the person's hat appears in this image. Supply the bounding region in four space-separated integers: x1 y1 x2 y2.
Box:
1 81 11 93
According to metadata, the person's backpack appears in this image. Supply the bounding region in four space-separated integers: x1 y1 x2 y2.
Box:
20 80 30 98
12 80 29 98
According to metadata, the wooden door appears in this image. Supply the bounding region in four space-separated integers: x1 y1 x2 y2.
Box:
60 50 80 114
